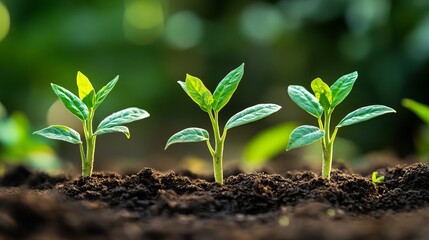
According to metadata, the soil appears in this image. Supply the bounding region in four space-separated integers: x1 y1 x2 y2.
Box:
1 163 429 240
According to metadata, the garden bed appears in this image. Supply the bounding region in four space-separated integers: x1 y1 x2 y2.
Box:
1 163 429 239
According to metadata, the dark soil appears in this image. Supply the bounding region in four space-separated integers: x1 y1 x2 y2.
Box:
1 163 429 239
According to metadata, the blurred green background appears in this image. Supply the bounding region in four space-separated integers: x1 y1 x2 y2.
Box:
0 0 428 174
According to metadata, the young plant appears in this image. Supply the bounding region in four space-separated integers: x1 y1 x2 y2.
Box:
165 64 281 184
286 71 396 179
371 171 384 185
34 72 149 177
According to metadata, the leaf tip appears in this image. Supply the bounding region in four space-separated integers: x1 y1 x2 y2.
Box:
76 71 87 80
164 142 171 150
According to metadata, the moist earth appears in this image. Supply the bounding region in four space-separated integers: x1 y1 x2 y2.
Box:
1 163 429 240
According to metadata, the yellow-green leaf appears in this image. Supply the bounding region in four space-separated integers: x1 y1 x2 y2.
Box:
185 74 213 112
311 78 332 110
76 71 95 100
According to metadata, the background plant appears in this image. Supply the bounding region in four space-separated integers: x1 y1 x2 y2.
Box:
286 71 395 179
0 101 60 174
242 122 297 169
165 64 281 184
402 98 429 157
34 72 149 177
402 99 429 124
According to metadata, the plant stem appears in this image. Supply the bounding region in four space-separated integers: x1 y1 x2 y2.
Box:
82 110 97 177
321 111 333 179
79 142 85 176
209 111 225 184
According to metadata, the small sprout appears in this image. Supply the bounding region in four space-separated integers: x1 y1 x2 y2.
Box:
165 64 281 184
372 171 384 184
34 72 149 177
286 71 395 179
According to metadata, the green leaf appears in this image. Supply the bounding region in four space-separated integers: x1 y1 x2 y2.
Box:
243 122 297 167
402 98 429 125
288 85 323 118
97 107 149 130
33 125 81 144
212 63 244 112
94 126 130 138
185 74 214 112
51 84 89 121
337 105 396 128
225 104 281 130
178 81 188 94
330 71 358 108
311 78 332 111
82 90 95 109
94 75 119 109
76 71 94 100
287 125 325 150
165 127 209 149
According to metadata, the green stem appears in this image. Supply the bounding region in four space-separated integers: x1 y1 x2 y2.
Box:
79 142 85 176
208 110 225 184
82 110 97 177
321 111 333 179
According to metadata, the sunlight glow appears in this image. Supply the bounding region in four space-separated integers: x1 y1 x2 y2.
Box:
0 2 10 42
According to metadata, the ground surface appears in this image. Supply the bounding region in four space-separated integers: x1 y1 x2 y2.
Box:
1 163 429 239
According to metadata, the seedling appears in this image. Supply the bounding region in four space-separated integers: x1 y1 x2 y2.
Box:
371 171 384 184
286 71 395 179
165 64 281 184
34 72 149 177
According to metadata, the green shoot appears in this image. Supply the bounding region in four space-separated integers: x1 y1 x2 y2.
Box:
34 71 149 177
286 71 395 179
165 64 281 184
371 171 384 184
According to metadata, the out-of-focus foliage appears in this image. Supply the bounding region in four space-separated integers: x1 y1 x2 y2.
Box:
403 99 429 125
242 122 297 169
402 99 429 159
0 0 428 172
0 102 60 174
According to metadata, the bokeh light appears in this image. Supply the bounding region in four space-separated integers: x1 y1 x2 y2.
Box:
123 0 165 45
0 2 10 42
240 3 284 45
345 0 391 35
405 14 429 61
164 11 203 50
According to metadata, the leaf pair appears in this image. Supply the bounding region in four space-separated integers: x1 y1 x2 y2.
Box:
165 104 281 148
178 63 244 113
286 104 396 150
